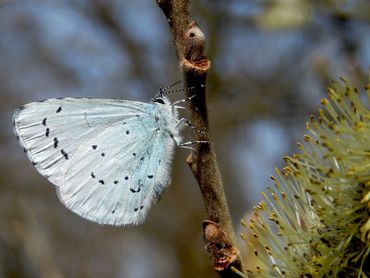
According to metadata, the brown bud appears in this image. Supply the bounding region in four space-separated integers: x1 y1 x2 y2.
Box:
203 220 239 271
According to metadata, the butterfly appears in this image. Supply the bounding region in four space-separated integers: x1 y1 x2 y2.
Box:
13 90 188 226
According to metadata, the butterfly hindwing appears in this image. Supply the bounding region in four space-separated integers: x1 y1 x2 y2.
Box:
58 115 175 225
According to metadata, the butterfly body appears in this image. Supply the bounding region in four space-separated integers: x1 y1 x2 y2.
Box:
13 96 180 225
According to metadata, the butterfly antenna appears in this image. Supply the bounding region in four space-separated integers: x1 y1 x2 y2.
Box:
163 80 182 91
156 80 182 98
164 83 206 99
155 83 205 100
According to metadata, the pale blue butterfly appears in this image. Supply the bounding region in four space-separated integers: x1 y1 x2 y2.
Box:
13 88 193 226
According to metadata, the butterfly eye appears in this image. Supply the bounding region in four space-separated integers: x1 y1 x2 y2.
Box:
154 98 165 104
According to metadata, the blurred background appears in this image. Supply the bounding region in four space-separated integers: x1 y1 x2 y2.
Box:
0 0 369 277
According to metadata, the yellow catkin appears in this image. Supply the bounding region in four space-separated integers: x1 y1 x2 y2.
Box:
245 77 370 277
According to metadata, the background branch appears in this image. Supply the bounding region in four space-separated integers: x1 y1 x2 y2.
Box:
156 0 244 276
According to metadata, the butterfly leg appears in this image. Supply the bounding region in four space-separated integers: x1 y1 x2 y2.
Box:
171 94 197 106
177 140 208 151
175 117 193 129
176 118 207 137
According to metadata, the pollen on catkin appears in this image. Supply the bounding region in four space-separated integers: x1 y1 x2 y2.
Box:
243 77 370 277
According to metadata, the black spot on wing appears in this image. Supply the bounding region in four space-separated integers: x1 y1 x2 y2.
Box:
61 149 68 160
45 128 50 137
56 106 62 113
126 130 130 135
148 175 153 179
130 187 140 193
132 153 136 157
92 145 97 150
99 180 105 185
91 172 95 178
32 161 37 166
134 206 144 212
101 153 105 157
114 180 118 184
124 176 129 180
42 118 47 126
130 180 144 193
53 137 59 148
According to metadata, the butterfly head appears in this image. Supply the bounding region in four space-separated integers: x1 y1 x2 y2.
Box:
152 86 173 107
152 86 167 103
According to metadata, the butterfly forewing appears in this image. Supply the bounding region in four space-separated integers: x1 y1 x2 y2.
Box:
13 98 150 184
13 97 178 225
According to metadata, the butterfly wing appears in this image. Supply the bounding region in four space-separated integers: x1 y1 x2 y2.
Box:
13 98 177 225
13 98 150 185
58 115 176 225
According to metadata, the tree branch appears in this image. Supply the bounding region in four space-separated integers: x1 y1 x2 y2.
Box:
156 0 244 276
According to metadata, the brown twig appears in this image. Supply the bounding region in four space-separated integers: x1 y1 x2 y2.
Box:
156 0 244 276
